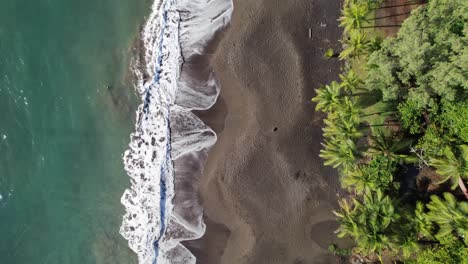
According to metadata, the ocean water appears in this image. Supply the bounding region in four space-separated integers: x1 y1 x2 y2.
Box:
0 0 150 263
0 0 234 262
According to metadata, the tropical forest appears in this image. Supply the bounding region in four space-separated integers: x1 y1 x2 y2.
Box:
313 0 468 262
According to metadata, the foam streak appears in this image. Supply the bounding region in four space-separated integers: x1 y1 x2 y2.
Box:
120 0 233 263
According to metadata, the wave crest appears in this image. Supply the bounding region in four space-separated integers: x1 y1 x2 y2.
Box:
120 0 233 263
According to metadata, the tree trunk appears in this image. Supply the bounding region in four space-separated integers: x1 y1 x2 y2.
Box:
418 240 439 246
359 123 400 128
360 135 393 140
347 92 371 97
422 111 430 124
369 12 412 20
360 111 395 117
458 178 468 200
338 92 371 98
373 2 425 10
362 25 402 29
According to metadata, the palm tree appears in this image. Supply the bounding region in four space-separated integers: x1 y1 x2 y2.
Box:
365 133 416 164
334 190 399 256
320 136 359 172
339 3 370 33
323 113 362 140
311 81 342 113
343 0 382 8
336 97 363 123
368 35 383 52
339 30 372 60
369 12 412 21
342 155 395 194
366 0 384 9
339 69 364 93
414 201 434 239
376 1 426 10
429 145 468 199
426 192 468 244
339 2 402 32
342 165 381 194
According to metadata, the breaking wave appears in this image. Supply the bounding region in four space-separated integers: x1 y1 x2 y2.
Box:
120 0 233 263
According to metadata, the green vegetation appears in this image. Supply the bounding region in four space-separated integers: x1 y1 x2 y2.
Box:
406 236 468 264
313 0 468 262
425 193 468 244
429 145 468 196
334 189 420 259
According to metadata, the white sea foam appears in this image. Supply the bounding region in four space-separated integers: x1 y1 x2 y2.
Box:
120 0 233 263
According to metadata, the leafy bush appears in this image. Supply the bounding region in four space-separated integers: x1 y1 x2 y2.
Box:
398 99 423 134
366 0 468 105
438 100 468 143
343 155 397 193
407 236 468 264
416 124 447 158
328 244 352 256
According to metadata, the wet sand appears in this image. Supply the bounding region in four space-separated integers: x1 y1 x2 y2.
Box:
185 0 346 263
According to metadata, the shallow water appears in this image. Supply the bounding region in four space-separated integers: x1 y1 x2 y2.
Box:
118 0 233 263
0 0 150 263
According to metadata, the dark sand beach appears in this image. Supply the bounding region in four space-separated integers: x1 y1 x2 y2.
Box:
186 0 346 263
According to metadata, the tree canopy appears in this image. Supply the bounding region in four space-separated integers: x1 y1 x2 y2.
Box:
366 0 468 105
314 0 468 262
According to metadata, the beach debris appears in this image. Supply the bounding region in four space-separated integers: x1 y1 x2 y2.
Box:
273 127 278 132
320 22 327 28
295 171 301 179
294 170 307 180
308 28 312 39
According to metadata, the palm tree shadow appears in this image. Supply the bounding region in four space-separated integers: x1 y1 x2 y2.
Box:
416 167 454 200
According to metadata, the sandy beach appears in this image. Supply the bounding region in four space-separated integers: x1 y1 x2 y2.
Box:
185 0 346 263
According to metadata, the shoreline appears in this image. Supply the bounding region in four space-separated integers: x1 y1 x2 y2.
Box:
186 0 348 263
120 0 233 262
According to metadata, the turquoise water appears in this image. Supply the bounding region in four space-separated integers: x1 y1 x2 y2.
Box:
0 0 151 263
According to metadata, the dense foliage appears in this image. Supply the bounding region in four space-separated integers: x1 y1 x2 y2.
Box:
425 192 468 244
315 0 468 262
406 236 468 264
366 0 468 154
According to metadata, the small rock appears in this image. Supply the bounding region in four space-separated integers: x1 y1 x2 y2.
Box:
295 170 301 180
